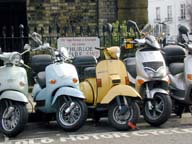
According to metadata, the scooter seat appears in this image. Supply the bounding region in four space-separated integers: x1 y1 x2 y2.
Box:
169 63 184 75
37 71 46 88
124 57 137 78
84 67 96 79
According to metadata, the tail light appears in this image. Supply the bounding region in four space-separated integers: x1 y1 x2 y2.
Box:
97 79 102 87
125 76 129 85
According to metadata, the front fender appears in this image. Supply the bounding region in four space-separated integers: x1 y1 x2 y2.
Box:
100 84 141 104
0 91 28 103
149 88 168 99
51 87 85 105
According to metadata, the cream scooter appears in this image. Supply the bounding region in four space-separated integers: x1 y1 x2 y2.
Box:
74 46 141 130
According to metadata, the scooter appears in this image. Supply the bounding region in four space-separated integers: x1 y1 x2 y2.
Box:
0 48 30 137
162 26 192 117
123 20 172 126
27 32 87 131
73 46 141 130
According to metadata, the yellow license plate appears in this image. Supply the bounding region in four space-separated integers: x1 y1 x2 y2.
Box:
125 38 133 49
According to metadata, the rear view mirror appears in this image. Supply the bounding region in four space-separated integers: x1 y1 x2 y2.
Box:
24 44 31 51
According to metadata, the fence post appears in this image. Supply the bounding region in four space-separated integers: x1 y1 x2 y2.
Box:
48 26 52 45
11 26 15 52
40 27 44 43
19 24 24 52
102 25 106 47
2 26 6 51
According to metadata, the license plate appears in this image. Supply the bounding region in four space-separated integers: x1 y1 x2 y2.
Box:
125 39 133 49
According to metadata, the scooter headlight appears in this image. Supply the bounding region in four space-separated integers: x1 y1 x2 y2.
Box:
10 52 21 65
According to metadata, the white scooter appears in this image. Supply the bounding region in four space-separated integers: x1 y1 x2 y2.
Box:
0 48 29 137
28 32 87 131
124 21 172 126
163 31 192 117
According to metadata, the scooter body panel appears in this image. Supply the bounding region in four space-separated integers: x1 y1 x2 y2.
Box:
0 66 28 96
100 84 141 104
0 90 28 103
170 55 192 104
134 49 168 94
96 60 137 103
52 86 85 105
33 62 82 113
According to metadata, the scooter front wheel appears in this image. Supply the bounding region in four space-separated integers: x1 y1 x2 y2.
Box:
0 101 28 137
143 94 172 126
56 98 88 131
108 100 140 131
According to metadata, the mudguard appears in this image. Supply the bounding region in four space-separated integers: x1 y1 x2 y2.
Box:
51 87 85 105
100 84 141 104
148 88 168 99
0 90 28 103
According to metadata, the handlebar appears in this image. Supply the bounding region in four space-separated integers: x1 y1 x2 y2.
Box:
31 43 50 51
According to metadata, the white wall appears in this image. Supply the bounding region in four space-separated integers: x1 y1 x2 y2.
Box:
148 0 190 37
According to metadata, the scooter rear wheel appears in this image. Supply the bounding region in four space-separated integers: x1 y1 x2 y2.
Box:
108 100 140 130
143 93 172 126
0 101 28 137
56 98 88 131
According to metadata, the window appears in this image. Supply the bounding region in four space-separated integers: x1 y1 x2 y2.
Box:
167 5 172 20
156 7 161 20
180 4 186 19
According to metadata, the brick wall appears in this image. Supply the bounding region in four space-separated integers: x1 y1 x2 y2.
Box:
27 0 98 34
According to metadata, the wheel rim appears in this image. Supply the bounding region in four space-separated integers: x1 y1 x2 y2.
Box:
112 105 133 125
59 101 82 126
145 95 165 120
2 106 20 132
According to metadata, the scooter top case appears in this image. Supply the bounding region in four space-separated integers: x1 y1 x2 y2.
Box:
162 44 186 66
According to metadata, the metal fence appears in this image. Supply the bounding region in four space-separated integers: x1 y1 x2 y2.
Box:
0 23 137 64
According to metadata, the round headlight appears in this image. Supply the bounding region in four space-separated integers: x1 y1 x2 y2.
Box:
10 53 21 64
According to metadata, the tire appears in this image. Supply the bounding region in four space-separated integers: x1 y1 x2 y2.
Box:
56 98 88 131
0 101 28 137
108 100 140 131
143 93 172 126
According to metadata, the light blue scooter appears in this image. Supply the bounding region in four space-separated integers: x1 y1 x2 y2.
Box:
28 32 88 131
0 48 30 137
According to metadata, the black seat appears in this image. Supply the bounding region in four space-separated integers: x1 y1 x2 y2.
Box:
84 67 96 79
31 55 53 76
169 63 184 75
124 57 137 78
36 72 46 88
72 56 97 81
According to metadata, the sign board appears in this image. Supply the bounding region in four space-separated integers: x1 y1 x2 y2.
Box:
57 37 100 58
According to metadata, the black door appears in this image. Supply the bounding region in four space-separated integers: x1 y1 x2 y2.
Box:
0 0 27 52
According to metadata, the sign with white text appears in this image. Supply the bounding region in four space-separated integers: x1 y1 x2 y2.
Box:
57 37 100 58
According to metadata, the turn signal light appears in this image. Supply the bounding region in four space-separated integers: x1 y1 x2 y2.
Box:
97 79 102 87
187 74 192 80
137 79 144 85
72 78 78 83
50 79 56 84
19 81 25 87
125 76 130 85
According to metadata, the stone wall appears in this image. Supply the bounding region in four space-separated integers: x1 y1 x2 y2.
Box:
27 0 98 34
26 0 148 34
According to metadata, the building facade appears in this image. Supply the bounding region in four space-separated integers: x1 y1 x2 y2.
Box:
148 0 190 37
